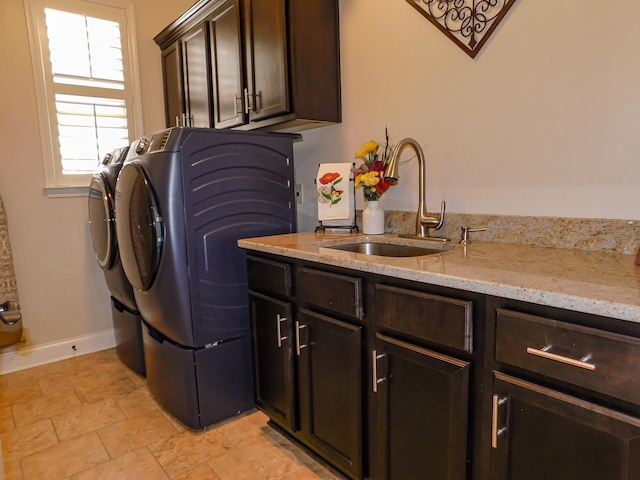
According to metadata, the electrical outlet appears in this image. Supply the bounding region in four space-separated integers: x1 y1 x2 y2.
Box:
295 184 304 203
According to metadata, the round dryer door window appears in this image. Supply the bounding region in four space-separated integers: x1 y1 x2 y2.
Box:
115 163 163 291
88 174 116 270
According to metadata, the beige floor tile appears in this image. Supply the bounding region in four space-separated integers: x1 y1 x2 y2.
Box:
1 350 340 480
98 409 178 458
3 457 23 480
173 464 221 480
37 367 99 396
148 428 231 478
74 372 137 404
12 390 82 427
217 410 268 446
87 350 134 379
52 398 126 442
0 403 15 433
115 385 157 418
71 447 170 480
208 435 306 480
1 418 58 461
0 373 42 408
21 432 110 480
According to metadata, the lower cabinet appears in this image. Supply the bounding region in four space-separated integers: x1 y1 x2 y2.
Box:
374 334 470 480
246 253 640 480
297 309 363 479
248 263 363 479
249 291 296 431
491 307 640 480
491 372 640 480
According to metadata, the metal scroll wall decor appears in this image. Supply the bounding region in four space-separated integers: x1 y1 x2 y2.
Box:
406 0 517 58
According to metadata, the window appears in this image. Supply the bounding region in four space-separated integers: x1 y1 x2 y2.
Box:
25 0 143 192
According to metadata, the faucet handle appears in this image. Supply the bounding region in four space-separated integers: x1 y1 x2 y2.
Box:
434 201 446 230
460 226 487 245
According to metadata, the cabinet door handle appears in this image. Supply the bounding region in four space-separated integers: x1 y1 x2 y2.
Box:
276 314 287 348
175 115 182 127
234 93 243 115
372 349 386 393
526 346 596 371
491 394 508 448
295 321 307 356
244 88 254 113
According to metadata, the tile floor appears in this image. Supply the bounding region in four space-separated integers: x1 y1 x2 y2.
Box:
0 349 340 480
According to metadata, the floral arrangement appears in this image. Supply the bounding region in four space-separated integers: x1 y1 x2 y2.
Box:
353 130 394 201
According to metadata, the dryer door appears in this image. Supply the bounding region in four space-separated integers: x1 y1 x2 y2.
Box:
88 173 116 270
115 162 163 291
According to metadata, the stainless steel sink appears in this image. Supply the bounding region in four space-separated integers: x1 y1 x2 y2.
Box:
325 242 447 257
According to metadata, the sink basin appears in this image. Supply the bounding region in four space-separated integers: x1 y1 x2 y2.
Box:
325 242 447 257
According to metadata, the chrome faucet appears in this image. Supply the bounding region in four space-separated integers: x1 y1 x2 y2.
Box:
384 138 447 241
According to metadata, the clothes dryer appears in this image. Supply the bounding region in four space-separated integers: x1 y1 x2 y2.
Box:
115 127 298 429
88 147 145 376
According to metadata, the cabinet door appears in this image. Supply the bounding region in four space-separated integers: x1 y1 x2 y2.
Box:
297 309 363 480
161 41 183 128
182 24 211 127
243 0 289 122
208 0 245 129
249 292 297 431
375 334 470 480
491 372 640 480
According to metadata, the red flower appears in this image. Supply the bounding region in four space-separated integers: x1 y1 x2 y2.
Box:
319 172 340 184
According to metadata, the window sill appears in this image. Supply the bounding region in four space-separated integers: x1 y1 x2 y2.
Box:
43 186 90 198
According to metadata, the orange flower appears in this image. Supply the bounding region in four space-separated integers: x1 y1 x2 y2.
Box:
319 172 340 184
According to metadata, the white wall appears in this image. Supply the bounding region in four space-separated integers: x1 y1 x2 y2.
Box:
0 0 638 354
294 0 640 231
0 0 192 351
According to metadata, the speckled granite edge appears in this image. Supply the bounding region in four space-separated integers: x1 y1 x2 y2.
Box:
361 211 640 255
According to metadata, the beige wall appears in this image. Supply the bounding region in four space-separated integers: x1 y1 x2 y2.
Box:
0 0 191 350
294 0 640 230
0 0 638 352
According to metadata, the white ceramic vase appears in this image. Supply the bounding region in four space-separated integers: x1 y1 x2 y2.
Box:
362 200 384 234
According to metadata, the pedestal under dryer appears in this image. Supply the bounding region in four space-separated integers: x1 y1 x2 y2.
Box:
88 147 145 376
115 127 298 428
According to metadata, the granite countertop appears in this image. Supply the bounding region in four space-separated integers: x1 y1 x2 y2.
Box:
238 232 640 323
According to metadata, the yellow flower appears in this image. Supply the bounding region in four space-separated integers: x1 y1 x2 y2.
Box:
355 139 378 158
356 171 380 188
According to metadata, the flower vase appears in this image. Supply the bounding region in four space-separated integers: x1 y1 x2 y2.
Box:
362 200 385 235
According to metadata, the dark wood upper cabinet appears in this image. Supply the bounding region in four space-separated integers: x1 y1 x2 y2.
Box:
154 0 341 132
208 0 245 128
181 23 212 127
243 0 289 123
160 42 183 129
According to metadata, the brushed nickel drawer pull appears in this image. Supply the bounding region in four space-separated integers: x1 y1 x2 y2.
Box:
491 394 508 448
276 314 287 348
526 346 596 371
295 321 307 356
372 349 386 393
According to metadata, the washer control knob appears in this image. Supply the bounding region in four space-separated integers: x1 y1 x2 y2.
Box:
135 138 149 155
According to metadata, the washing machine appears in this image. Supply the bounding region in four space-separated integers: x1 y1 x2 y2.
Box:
114 127 298 429
88 146 146 376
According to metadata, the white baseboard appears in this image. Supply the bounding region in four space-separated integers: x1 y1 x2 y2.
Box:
0 328 116 375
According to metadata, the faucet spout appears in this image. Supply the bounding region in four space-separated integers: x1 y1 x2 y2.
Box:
384 138 446 239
